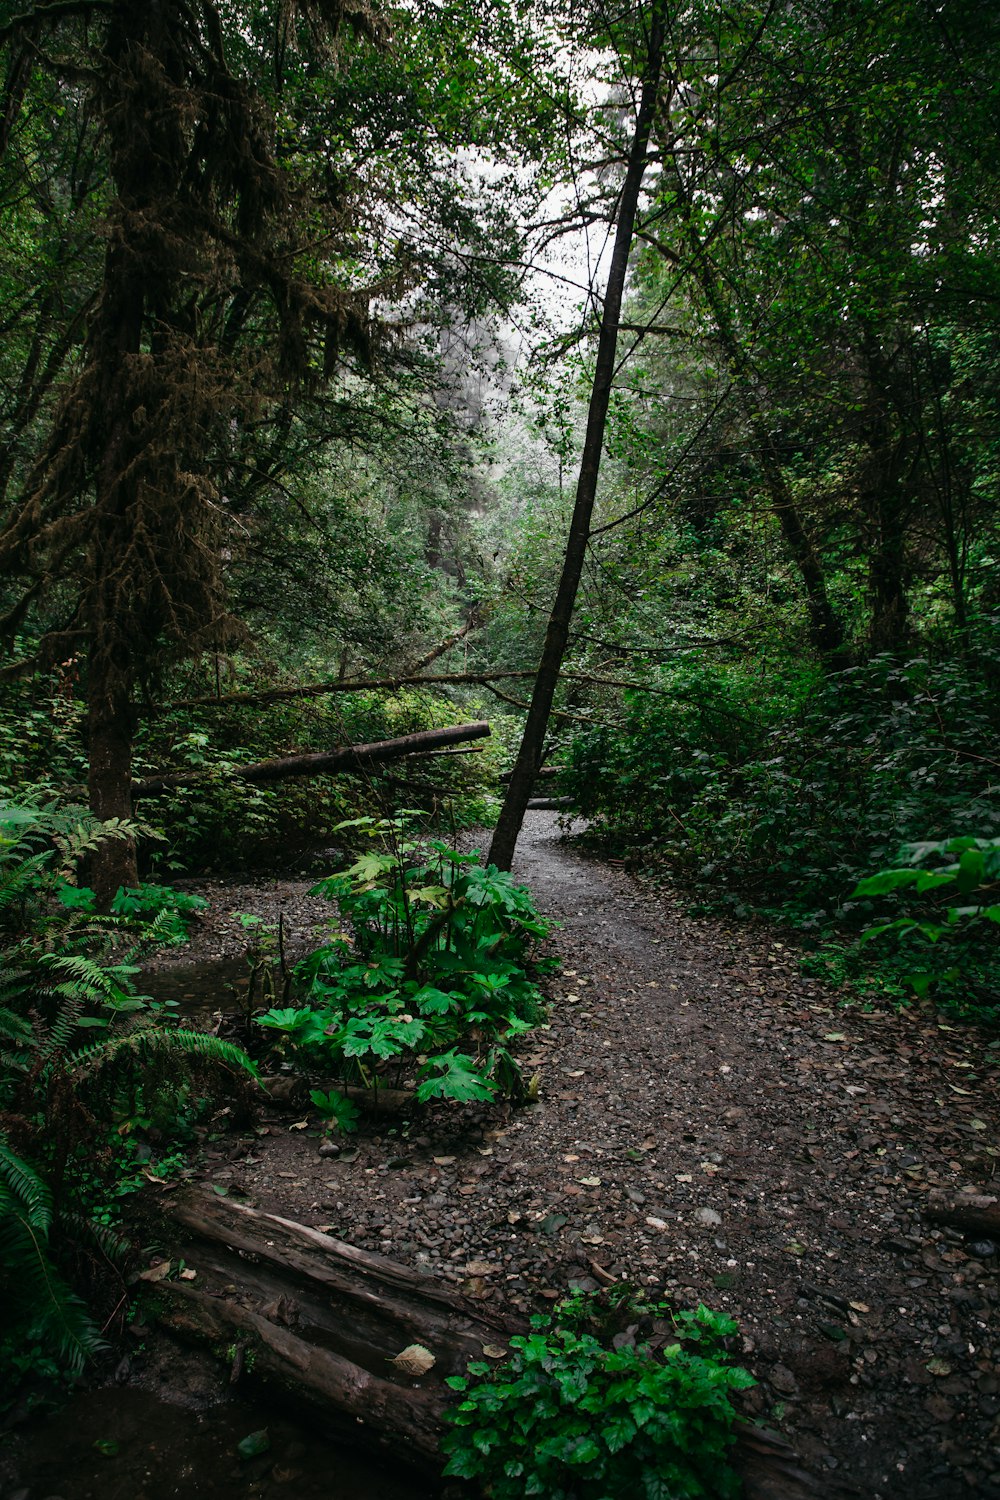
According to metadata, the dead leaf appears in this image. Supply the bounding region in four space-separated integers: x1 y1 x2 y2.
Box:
288 1120 309 1131
465 1260 495 1276
390 1344 435 1377
578 1176 601 1187
481 1344 507 1359
433 1156 456 1165
926 1357 952 1377
138 1260 172 1283
179 1267 198 1281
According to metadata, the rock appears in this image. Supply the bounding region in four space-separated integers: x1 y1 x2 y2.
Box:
693 1207 722 1228
769 1363 799 1396
318 1140 340 1159
967 1240 997 1259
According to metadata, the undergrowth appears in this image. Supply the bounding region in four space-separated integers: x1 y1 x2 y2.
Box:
0 801 258 1404
442 1288 754 1500
258 815 552 1128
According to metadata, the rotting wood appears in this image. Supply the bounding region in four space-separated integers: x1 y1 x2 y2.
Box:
525 796 574 810
147 1190 829 1498
500 765 560 783
925 1193 1000 1239
132 721 490 797
259 1078 415 1113
156 1281 445 1469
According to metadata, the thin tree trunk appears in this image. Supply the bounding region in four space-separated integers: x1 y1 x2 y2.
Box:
488 6 667 871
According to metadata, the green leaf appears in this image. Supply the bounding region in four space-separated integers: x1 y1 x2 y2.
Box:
236 1429 270 1460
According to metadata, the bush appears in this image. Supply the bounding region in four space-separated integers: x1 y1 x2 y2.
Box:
561 648 1000 929
442 1292 754 1500
258 817 551 1124
0 801 258 1399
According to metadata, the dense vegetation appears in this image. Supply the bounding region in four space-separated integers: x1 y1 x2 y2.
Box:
1 0 997 1436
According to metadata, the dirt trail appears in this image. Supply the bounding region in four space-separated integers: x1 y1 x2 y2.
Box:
149 813 999 1498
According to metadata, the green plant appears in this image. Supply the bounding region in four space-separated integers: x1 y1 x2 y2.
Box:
0 801 259 1397
0 1140 104 1384
442 1292 755 1500
847 836 1000 1015
258 817 550 1118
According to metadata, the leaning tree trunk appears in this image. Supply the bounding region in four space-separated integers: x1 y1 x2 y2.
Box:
488 4 667 871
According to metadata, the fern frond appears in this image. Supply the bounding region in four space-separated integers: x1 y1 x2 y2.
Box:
69 1027 260 1085
37 992 87 1060
0 1142 53 1232
0 1004 31 1045
56 1210 130 1265
0 1207 104 1373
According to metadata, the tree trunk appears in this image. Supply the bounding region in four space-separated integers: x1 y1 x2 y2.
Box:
488 4 668 871
86 666 139 903
132 721 491 796
859 328 913 655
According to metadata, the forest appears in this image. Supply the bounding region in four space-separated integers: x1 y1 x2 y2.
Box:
1 1 998 1496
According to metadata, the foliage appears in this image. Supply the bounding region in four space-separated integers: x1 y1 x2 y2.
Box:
561 648 999 914
133 685 501 875
0 1141 105 1382
845 837 1000 1019
442 1291 754 1500
0 802 258 1396
258 817 550 1119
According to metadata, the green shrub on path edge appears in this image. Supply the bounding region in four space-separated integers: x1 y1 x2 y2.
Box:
442 1294 755 1500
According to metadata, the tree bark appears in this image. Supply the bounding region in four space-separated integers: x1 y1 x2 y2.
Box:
925 1194 1000 1239
147 1190 828 1497
488 5 668 871
131 721 491 797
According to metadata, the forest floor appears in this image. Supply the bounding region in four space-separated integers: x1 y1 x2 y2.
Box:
140 811 1000 1500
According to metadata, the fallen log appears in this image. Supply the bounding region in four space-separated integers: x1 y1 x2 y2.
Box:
499 765 561 783
925 1193 1000 1239
525 796 575 810
132 721 490 797
146 1189 829 1497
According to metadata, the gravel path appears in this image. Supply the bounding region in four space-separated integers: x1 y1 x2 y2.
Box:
152 813 1000 1499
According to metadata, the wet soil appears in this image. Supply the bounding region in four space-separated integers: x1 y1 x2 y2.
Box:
0 1337 431 1500
8 815 998 1499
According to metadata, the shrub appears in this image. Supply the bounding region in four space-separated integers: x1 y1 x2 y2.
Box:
442 1292 754 1500
258 817 552 1120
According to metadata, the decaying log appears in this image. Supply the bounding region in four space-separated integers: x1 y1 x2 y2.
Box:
150 1189 515 1470
525 796 574 810
499 766 561 784
925 1193 1000 1239
259 1078 415 1114
334 1082 415 1114
147 1190 829 1497
132 722 490 797
157 1281 445 1467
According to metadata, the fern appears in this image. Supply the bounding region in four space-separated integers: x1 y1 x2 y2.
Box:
69 1026 260 1085
0 1142 52 1233
0 1140 104 1376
